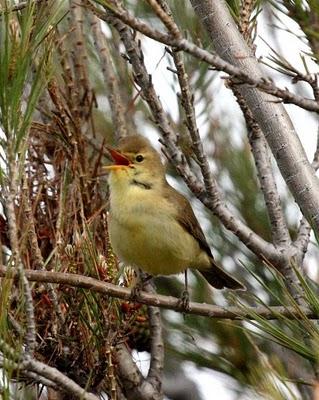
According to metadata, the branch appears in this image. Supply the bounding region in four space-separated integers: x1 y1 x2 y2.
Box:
115 344 161 400
145 282 163 393
190 0 319 234
0 337 99 400
0 267 317 320
294 129 319 255
23 357 99 400
88 0 319 113
230 84 291 248
230 86 307 302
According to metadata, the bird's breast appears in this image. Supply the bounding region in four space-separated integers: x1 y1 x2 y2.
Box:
108 187 202 275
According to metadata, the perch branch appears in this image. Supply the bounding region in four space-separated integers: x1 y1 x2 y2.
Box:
0 267 316 320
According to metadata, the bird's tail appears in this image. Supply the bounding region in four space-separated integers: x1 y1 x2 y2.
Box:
199 259 245 290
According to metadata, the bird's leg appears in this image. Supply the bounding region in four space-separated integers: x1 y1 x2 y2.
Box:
130 270 153 301
179 269 190 311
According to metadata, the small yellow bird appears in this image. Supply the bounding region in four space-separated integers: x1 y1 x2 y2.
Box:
105 135 244 292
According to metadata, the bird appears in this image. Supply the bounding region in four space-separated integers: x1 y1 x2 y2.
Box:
104 134 245 295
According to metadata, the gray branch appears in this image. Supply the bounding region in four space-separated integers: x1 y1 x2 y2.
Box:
190 0 319 234
145 283 164 393
88 1 319 113
0 338 98 400
230 85 291 247
115 344 162 400
0 266 317 320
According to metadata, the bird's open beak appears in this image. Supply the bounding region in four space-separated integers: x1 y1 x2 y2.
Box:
103 147 132 171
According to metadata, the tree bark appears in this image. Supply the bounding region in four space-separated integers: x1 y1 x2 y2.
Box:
190 0 319 233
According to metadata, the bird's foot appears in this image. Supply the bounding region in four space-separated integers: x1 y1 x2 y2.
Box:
130 273 153 301
140 272 153 286
130 281 143 301
178 289 190 312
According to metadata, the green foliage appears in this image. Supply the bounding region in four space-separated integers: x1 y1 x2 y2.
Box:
0 3 64 156
268 0 319 61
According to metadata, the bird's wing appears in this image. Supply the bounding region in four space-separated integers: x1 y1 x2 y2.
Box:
163 185 213 258
163 184 245 290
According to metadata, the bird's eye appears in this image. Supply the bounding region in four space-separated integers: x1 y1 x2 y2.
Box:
135 154 144 163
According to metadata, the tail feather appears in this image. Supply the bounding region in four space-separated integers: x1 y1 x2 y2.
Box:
199 260 245 291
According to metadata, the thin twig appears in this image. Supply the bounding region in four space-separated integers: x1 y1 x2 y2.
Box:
86 0 319 113
22 178 65 324
4 164 36 355
171 47 216 199
89 13 128 138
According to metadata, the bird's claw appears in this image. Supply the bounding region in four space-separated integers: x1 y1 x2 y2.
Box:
178 289 190 312
130 281 143 301
130 273 153 301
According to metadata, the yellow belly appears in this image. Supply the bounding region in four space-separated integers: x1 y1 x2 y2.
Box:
109 213 202 276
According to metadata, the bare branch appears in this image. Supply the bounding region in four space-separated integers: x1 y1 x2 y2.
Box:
87 1 319 113
293 129 319 254
23 357 99 400
0 266 317 320
231 86 305 303
0 336 99 400
145 283 163 393
170 48 215 197
190 0 319 234
230 85 291 247
115 344 161 400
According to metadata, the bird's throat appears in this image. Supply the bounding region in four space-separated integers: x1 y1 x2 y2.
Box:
130 179 153 190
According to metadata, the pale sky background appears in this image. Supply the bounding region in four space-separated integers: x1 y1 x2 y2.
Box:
135 4 319 400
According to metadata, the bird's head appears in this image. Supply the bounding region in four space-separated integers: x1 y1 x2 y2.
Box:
104 135 166 190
